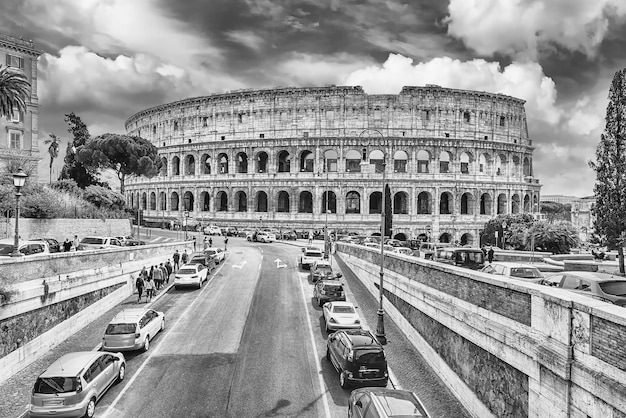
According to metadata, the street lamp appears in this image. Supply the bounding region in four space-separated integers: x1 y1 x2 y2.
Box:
11 168 28 257
323 154 331 264
501 221 507 249
359 128 387 345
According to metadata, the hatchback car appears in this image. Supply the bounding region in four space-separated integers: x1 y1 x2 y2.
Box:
481 262 544 283
314 280 346 306
33 238 61 253
174 263 208 289
326 329 388 389
102 308 165 352
29 351 126 418
203 225 222 235
256 231 276 243
300 247 325 269
78 236 123 250
310 260 341 282
348 388 431 418
204 247 225 264
0 239 49 257
323 301 361 333
541 271 626 306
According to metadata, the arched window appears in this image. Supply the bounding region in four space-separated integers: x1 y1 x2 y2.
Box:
277 191 290 212
439 151 450 173
237 152 248 173
323 150 338 172
523 157 532 176
460 152 470 174
439 233 451 243
300 150 314 172
200 192 210 211
461 193 473 215
346 150 362 173
369 191 382 214
257 152 268 173
479 154 488 174
149 192 156 210
497 194 507 214
393 150 408 173
218 153 229 174
160 157 168 176
393 192 408 214
256 191 268 212
159 191 166 211
183 191 194 211
480 193 492 215
511 194 520 214
524 194 531 212
495 154 504 176
346 191 360 214
322 191 337 214
172 156 180 176
417 150 429 173
460 233 473 246
217 191 228 211
417 192 431 214
201 154 211 174
278 150 290 173
236 191 247 212
369 150 384 173
141 193 147 210
299 191 313 213
170 192 179 211
185 155 195 175
440 192 452 214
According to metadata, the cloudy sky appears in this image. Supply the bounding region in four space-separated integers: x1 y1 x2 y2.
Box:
3 0 626 197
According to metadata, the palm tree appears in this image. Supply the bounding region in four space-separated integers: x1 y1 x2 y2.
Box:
0 65 30 118
44 133 60 184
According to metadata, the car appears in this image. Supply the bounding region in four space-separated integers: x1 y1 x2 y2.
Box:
116 236 146 246
300 247 325 269
33 238 61 253
314 280 346 306
102 308 165 352
481 262 544 283
323 301 362 333
189 252 217 271
29 351 126 418
393 247 414 256
225 226 239 236
256 231 276 243
310 259 341 282
0 238 50 257
417 242 451 259
238 228 255 238
364 242 380 249
434 247 485 270
204 247 225 263
326 329 388 389
203 225 222 236
348 388 432 418
384 239 403 247
281 230 298 240
174 263 209 289
78 236 123 251
541 271 626 306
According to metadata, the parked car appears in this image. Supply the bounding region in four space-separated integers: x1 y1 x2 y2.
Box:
434 247 485 270
174 263 209 289
29 351 126 418
203 225 222 236
78 236 123 251
0 239 49 257
102 308 165 352
393 247 414 256
481 262 544 283
256 231 276 243
323 301 362 333
33 238 61 253
189 252 217 271
314 280 346 306
224 226 239 236
310 259 341 282
204 247 225 264
417 242 451 259
116 236 146 246
541 271 626 306
281 230 298 240
326 329 388 389
239 228 255 238
300 247 325 269
348 388 432 418
384 239 402 247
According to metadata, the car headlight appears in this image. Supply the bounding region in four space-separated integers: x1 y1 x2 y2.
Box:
329 318 337 323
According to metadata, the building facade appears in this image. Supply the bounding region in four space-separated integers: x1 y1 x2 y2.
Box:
125 85 541 244
0 33 41 180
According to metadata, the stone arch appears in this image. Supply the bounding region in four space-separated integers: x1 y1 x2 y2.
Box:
478 153 490 174
322 191 337 214
480 193 492 215
183 191 194 211
277 190 290 212
236 152 248 174
235 190 247 212
417 191 431 214
417 149 430 173
170 191 180 211
393 191 408 214
523 194 531 212
299 150 314 172
159 191 166 210
184 154 195 175
345 149 362 172
257 151 269 173
523 157 531 176
439 192 452 214
394 232 407 241
497 193 507 214
460 152 471 174
299 191 313 213
216 191 228 211
511 193 521 214
172 156 180 176
149 192 156 210
439 232 451 243
369 191 382 214
201 154 211 174
533 195 538 211
369 149 384 173
256 191 268 212
393 150 408 173
439 151 451 173
460 233 474 246
346 191 361 214
277 150 291 173
141 192 147 210
218 153 229 174
461 192 474 215
160 157 168 176
322 149 339 172
200 191 210 211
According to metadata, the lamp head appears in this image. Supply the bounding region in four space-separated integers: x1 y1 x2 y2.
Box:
12 168 28 189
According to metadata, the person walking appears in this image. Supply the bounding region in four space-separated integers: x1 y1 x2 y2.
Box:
159 263 168 286
173 250 180 271
72 235 80 251
135 274 145 303
487 246 495 264
182 250 189 265
203 237 208 250
193 236 197 251
165 260 173 283
209 237 213 247
308 231 313 245
152 265 162 290
144 276 155 302
63 238 72 252
224 237 229 251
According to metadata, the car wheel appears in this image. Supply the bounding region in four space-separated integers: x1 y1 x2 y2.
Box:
117 364 126 383
339 371 349 389
84 398 96 418
142 336 150 352
197 280 202 289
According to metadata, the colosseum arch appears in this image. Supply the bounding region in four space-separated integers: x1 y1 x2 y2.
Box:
172 156 180 176
346 149 362 172
159 191 166 210
200 191 210 211
130 194 134 208
393 150 408 173
524 194 531 212
218 153 229 174
480 193 492 215
478 153 490 174
393 191 408 214
346 191 361 214
417 191 431 214
150 192 156 210
369 191 382 214
322 149 338 172
439 192 452 214
417 150 430 173
277 190 290 212
257 151 269 173
216 191 228 211
235 191 247 212
461 192 474 215
160 157 168 176
141 192 147 210
439 232 451 243
182 191 194 211
322 191 337 214
511 193 521 214
497 193 507 214
439 151 451 173
460 233 474 246
299 191 313 213
201 154 211 174
299 150 314 172
512 155 520 174
369 150 384 173
256 191 268 212
460 151 471 174
236 152 248 174
495 154 507 176
170 192 180 211
277 150 291 173
184 155 195 175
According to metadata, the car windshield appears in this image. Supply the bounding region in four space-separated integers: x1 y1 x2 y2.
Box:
205 250 216 256
510 268 542 278
599 281 626 296
0 244 14 255
324 284 343 291
306 251 323 257
105 323 136 335
178 268 196 275
317 266 333 274
354 349 385 363
81 237 104 245
456 252 484 263
333 306 355 314
378 391 428 417
34 377 79 394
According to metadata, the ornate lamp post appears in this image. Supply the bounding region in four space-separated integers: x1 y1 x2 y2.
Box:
501 221 508 249
11 168 28 257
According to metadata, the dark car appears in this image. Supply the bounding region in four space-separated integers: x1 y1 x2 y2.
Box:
314 280 346 306
281 230 298 240
33 238 61 253
348 388 432 418
326 329 388 389
310 260 341 283
225 226 239 236
189 252 217 272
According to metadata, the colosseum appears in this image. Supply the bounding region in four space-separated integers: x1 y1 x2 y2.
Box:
124 85 541 244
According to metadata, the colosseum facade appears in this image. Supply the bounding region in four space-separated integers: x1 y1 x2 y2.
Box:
124 85 541 244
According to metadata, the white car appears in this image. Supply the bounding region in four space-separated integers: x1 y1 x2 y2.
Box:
203 225 222 236
300 247 325 270
256 231 276 243
480 262 544 283
394 247 414 256
323 301 362 333
102 308 165 352
78 236 123 250
204 247 225 264
0 239 50 257
174 263 208 289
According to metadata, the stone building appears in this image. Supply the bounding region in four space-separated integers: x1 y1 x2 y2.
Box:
124 85 541 244
0 33 41 180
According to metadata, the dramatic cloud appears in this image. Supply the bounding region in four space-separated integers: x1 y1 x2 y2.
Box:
445 0 626 60
274 52 376 87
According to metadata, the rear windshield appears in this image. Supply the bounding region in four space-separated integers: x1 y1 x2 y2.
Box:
333 306 355 314
599 281 626 296
455 251 484 263
34 377 79 394
81 237 104 245
0 244 13 255
306 251 323 257
354 349 385 364
316 266 333 274
323 284 343 291
205 250 216 255
105 323 136 335
510 268 542 278
378 391 428 417
178 268 196 275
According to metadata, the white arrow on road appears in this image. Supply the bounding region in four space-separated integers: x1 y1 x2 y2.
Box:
274 258 287 268
232 260 248 269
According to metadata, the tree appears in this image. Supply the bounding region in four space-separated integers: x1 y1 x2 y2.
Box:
527 221 579 254
44 133 60 184
0 65 30 118
481 214 535 249
59 112 100 188
589 68 626 274
384 183 392 237
76 133 161 194
540 201 571 223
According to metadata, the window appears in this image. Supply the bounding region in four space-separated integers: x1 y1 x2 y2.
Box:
10 107 22 122
173 121 178 130
303 131 309 138
464 111 470 122
202 117 208 127
84 360 103 383
9 131 21 149
259 133 264 138
374 109 382 120
422 109 430 121
6 54 24 69
500 116 505 127
221 135 225 140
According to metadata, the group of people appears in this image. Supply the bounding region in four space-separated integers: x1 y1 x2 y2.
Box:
135 261 174 303
481 246 496 263
62 235 80 252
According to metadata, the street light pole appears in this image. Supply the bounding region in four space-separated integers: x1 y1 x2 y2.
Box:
11 168 28 257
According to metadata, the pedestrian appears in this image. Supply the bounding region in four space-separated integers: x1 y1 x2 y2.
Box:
135 274 145 303
203 237 208 250
182 250 189 264
224 237 229 251
209 237 213 247
487 246 494 264
63 238 72 252
308 231 313 245
152 265 162 290
165 260 173 282
73 235 80 250
144 276 155 302
173 250 180 271
193 236 197 251
159 263 168 286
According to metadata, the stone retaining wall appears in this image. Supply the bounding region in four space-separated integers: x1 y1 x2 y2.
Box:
0 218 132 242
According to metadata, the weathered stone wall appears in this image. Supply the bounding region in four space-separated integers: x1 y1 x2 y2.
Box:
0 218 132 242
337 243 626 418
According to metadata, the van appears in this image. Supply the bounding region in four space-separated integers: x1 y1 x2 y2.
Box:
435 247 485 270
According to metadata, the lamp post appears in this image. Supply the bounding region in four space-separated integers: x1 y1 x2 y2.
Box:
359 128 387 345
324 155 331 264
501 221 507 249
11 168 28 257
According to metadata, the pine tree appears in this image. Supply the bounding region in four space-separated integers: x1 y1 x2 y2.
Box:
58 112 100 188
589 68 626 273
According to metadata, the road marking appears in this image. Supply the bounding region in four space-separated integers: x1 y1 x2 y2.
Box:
101 258 228 418
232 260 247 269
274 258 286 268
297 268 332 418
